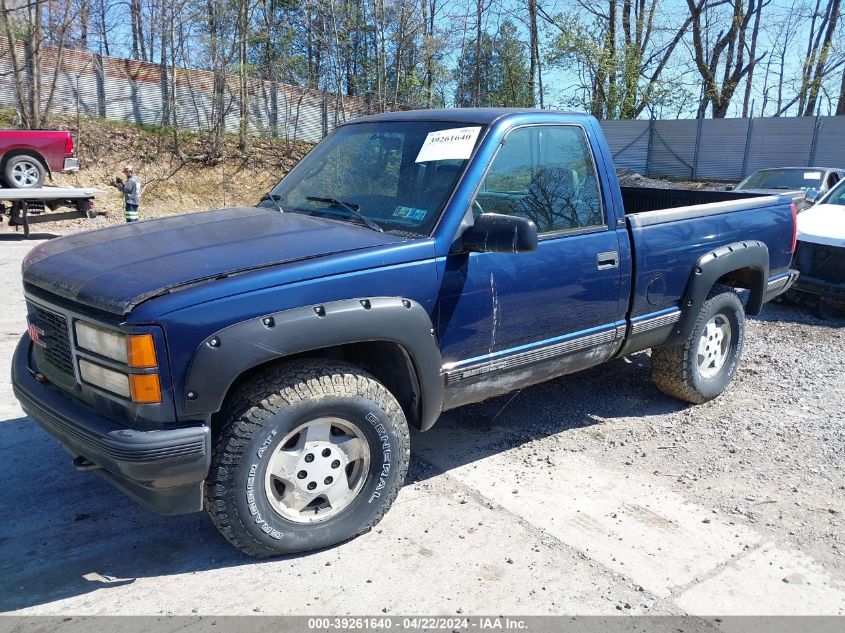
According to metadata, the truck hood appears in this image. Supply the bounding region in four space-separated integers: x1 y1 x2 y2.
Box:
23 206 406 315
797 204 845 248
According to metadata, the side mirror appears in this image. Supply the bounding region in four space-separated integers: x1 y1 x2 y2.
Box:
804 188 819 205
458 213 538 254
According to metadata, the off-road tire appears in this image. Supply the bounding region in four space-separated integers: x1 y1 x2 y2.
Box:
3 154 46 188
651 284 745 404
205 359 410 557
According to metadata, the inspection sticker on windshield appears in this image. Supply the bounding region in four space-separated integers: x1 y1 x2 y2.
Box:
393 205 428 221
415 126 481 163
805 171 822 179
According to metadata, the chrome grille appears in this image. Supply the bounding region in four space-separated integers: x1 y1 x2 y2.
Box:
31 304 74 377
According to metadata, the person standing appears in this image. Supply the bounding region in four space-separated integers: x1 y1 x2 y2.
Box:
113 165 141 222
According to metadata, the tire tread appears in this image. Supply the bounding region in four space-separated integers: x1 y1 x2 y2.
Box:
204 359 410 558
651 283 740 404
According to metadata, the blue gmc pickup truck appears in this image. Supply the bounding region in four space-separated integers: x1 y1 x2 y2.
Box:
13 109 798 557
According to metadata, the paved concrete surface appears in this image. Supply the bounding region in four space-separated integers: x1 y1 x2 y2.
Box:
0 236 843 616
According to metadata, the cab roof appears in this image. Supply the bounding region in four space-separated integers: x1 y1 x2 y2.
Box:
346 108 583 126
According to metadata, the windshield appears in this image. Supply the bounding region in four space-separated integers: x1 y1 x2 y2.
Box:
736 168 823 191
818 179 845 206
266 121 483 235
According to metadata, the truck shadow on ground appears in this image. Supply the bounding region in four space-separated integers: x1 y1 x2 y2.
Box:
409 351 685 482
0 353 684 613
0 419 267 612
0 232 62 241
753 298 845 327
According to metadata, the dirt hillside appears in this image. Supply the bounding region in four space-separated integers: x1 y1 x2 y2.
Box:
0 112 312 234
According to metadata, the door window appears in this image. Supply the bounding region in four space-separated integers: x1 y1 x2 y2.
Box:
473 126 603 233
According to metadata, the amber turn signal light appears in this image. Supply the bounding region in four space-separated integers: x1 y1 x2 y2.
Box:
127 334 157 368
129 373 162 404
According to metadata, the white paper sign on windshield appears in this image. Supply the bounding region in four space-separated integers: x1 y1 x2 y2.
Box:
804 171 822 179
415 126 481 163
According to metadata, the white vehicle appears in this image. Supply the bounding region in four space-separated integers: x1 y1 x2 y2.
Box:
791 180 845 305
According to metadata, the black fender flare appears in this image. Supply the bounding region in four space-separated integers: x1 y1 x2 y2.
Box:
181 297 444 430
670 240 769 344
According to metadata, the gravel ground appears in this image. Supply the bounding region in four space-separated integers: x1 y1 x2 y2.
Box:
440 299 845 574
616 168 728 190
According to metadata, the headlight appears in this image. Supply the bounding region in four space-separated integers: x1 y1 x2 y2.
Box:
79 359 130 397
76 321 127 362
75 321 157 367
75 321 161 403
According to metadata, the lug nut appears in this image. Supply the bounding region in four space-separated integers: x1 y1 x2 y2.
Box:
297 470 307 479
324 476 333 485
322 448 331 457
331 460 340 469
304 453 314 463
307 481 317 491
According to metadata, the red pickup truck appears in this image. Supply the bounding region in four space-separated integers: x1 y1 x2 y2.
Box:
0 130 79 189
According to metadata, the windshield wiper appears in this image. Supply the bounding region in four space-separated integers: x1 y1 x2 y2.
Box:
306 196 384 233
261 192 285 213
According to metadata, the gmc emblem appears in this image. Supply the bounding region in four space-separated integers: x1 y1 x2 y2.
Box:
28 322 46 348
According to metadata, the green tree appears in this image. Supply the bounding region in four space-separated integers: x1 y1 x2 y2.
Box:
454 31 494 106
454 19 531 108
491 20 532 107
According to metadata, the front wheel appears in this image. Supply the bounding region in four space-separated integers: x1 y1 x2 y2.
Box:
205 359 410 557
651 284 746 404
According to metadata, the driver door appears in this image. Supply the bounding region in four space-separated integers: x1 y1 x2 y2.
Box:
437 124 625 400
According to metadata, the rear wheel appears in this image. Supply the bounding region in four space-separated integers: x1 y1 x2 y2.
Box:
4 155 45 189
651 284 745 404
205 359 410 557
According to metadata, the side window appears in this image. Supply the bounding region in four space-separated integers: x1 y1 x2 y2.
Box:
474 126 603 233
827 172 839 189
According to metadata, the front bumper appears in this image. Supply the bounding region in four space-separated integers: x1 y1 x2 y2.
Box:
12 334 210 515
792 241 845 301
63 157 80 172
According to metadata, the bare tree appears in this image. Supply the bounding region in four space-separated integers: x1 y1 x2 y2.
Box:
799 0 842 115
541 0 693 118
836 65 845 114
741 0 766 116
526 0 541 107
1 0 77 128
237 0 250 152
687 0 767 117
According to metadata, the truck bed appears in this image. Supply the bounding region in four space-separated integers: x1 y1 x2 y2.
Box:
621 186 763 215
623 189 795 323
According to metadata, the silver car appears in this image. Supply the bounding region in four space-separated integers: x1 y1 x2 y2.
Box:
733 167 845 209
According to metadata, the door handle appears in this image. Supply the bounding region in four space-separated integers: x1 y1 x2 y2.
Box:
597 251 619 270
